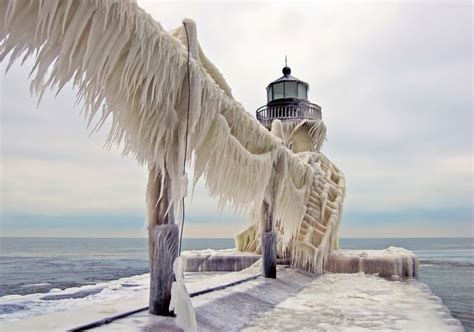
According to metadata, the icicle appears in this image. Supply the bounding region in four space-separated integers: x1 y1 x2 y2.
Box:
170 257 197 332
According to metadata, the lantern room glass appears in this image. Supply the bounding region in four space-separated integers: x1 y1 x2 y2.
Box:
273 82 284 100
285 82 298 98
267 81 308 102
267 87 272 102
298 83 307 99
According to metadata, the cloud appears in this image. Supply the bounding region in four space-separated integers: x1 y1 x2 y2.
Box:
0 1 472 238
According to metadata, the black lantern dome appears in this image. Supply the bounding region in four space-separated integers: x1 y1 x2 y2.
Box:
256 62 322 128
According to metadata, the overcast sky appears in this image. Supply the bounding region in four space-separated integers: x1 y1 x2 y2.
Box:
1 1 472 238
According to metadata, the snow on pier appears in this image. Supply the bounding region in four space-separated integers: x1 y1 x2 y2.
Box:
244 271 463 331
2 266 462 331
92 268 464 332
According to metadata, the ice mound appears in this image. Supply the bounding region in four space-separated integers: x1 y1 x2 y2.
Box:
182 249 260 272
326 247 419 278
182 247 419 279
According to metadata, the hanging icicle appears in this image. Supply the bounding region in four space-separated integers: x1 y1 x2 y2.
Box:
170 257 197 332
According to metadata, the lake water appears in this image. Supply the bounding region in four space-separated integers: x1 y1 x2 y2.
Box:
0 237 472 329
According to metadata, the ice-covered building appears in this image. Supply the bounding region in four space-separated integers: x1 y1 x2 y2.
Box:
235 64 346 274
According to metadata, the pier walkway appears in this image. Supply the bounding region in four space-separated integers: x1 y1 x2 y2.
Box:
3 262 463 331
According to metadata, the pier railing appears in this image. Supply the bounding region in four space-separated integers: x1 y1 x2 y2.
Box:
256 100 322 127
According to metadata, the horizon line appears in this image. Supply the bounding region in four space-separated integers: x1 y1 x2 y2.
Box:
1 236 472 239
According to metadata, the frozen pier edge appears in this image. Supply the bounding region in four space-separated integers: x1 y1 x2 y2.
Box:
182 247 419 279
1 266 463 331
182 249 261 272
326 247 419 278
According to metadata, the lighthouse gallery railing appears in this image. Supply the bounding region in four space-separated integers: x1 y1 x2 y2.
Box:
256 100 322 127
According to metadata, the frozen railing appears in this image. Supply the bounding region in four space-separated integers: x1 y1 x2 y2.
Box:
256 100 322 127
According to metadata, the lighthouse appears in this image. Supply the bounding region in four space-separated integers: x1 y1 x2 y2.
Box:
256 63 322 129
255 62 326 154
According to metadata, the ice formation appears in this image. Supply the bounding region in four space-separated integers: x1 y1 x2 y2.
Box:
326 247 419 278
182 249 260 272
235 140 345 273
170 257 197 332
0 0 345 274
1 268 463 331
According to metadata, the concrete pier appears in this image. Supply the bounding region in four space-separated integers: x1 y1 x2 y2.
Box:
2 266 462 331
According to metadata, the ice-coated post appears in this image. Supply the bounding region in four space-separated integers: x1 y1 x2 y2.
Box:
149 223 179 315
146 167 178 316
261 200 277 278
147 19 202 316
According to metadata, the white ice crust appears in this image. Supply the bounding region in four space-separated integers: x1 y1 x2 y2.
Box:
326 247 420 278
1 268 463 331
244 272 464 332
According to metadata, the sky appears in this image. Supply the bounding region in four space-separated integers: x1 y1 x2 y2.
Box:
0 1 472 238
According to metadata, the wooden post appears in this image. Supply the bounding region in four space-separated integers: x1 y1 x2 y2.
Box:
261 200 277 278
147 167 179 316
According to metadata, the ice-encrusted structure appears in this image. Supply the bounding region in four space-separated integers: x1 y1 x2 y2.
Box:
235 121 345 273
0 0 344 274
182 249 260 272
180 247 419 280
326 247 419 278
170 257 197 331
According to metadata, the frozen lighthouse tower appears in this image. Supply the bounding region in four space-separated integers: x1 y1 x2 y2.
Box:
256 62 326 154
235 61 346 273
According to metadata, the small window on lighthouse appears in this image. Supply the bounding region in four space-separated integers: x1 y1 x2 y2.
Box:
273 83 284 99
285 82 298 98
267 86 273 102
298 83 307 99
